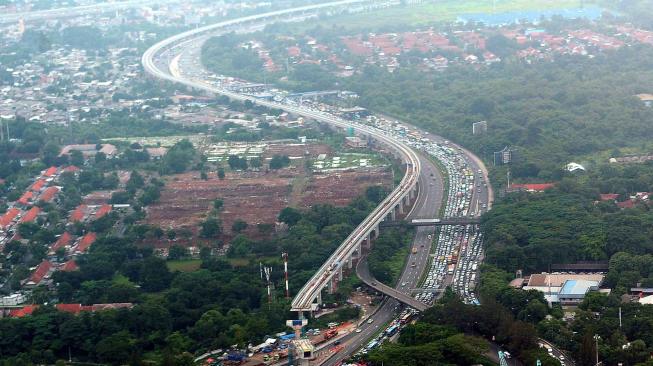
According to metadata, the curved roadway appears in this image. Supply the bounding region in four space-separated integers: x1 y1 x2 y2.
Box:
0 0 180 24
141 0 422 313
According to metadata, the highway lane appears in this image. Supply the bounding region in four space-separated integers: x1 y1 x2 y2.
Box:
322 153 444 366
141 2 499 363
142 0 424 313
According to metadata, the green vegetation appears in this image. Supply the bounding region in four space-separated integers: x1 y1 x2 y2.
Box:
0 186 384 364
166 259 202 273
475 160 653 365
310 306 361 330
367 284 558 366
482 162 653 277
367 226 413 286
345 47 653 181
295 0 592 31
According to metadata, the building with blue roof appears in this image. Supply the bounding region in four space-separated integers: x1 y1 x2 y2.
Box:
558 280 600 305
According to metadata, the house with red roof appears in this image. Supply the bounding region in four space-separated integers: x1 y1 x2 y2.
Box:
30 179 46 192
56 303 88 314
509 183 556 193
74 232 97 253
24 260 53 287
287 46 301 58
56 303 133 314
49 232 73 254
617 200 636 209
8 305 38 318
10 303 133 317
70 204 87 222
20 206 41 223
60 259 79 272
17 191 33 206
39 186 59 202
63 166 80 173
94 204 112 219
0 208 20 229
599 193 620 202
43 166 58 177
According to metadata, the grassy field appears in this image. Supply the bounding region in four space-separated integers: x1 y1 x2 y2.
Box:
166 259 202 272
297 0 594 31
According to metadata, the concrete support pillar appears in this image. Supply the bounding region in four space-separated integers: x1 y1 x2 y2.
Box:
390 209 396 221
338 266 343 281
373 225 379 239
298 311 305 320
329 277 338 294
348 255 353 269
317 291 322 305
398 202 405 215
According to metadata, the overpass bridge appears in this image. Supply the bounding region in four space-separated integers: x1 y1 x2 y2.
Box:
381 217 481 227
141 0 422 317
356 256 427 312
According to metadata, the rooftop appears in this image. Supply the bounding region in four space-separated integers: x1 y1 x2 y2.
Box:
527 273 604 288
559 279 600 296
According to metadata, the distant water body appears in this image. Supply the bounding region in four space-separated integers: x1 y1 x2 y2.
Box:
457 6 606 26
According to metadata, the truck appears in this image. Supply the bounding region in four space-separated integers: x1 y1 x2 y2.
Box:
412 247 418 254
323 329 338 341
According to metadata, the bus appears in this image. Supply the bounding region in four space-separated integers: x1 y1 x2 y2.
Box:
400 313 412 324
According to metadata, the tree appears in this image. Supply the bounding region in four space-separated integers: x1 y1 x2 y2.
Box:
95 151 106 163
214 199 224 211
257 223 274 235
162 140 196 174
139 257 172 292
70 150 84 166
217 167 225 180
126 170 145 192
269 155 290 170
95 331 136 365
200 218 222 238
139 185 161 206
250 157 262 169
168 245 188 260
232 219 248 233
227 155 247 170
278 207 301 226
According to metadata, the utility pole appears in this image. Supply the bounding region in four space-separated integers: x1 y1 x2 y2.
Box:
594 334 600 366
282 252 290 299
264 266 273 305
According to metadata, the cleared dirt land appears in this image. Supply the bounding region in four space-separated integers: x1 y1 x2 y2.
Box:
145 166 392 244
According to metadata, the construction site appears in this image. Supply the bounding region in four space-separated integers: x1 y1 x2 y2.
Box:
144 141 393 246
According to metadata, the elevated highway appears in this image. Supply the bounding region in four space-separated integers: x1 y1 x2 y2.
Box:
141 0 423 315
0 0 180 24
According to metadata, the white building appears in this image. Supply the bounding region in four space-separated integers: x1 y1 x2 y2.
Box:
0 293 27 306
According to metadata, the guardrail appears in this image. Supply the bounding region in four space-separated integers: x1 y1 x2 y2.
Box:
141 0 421 312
